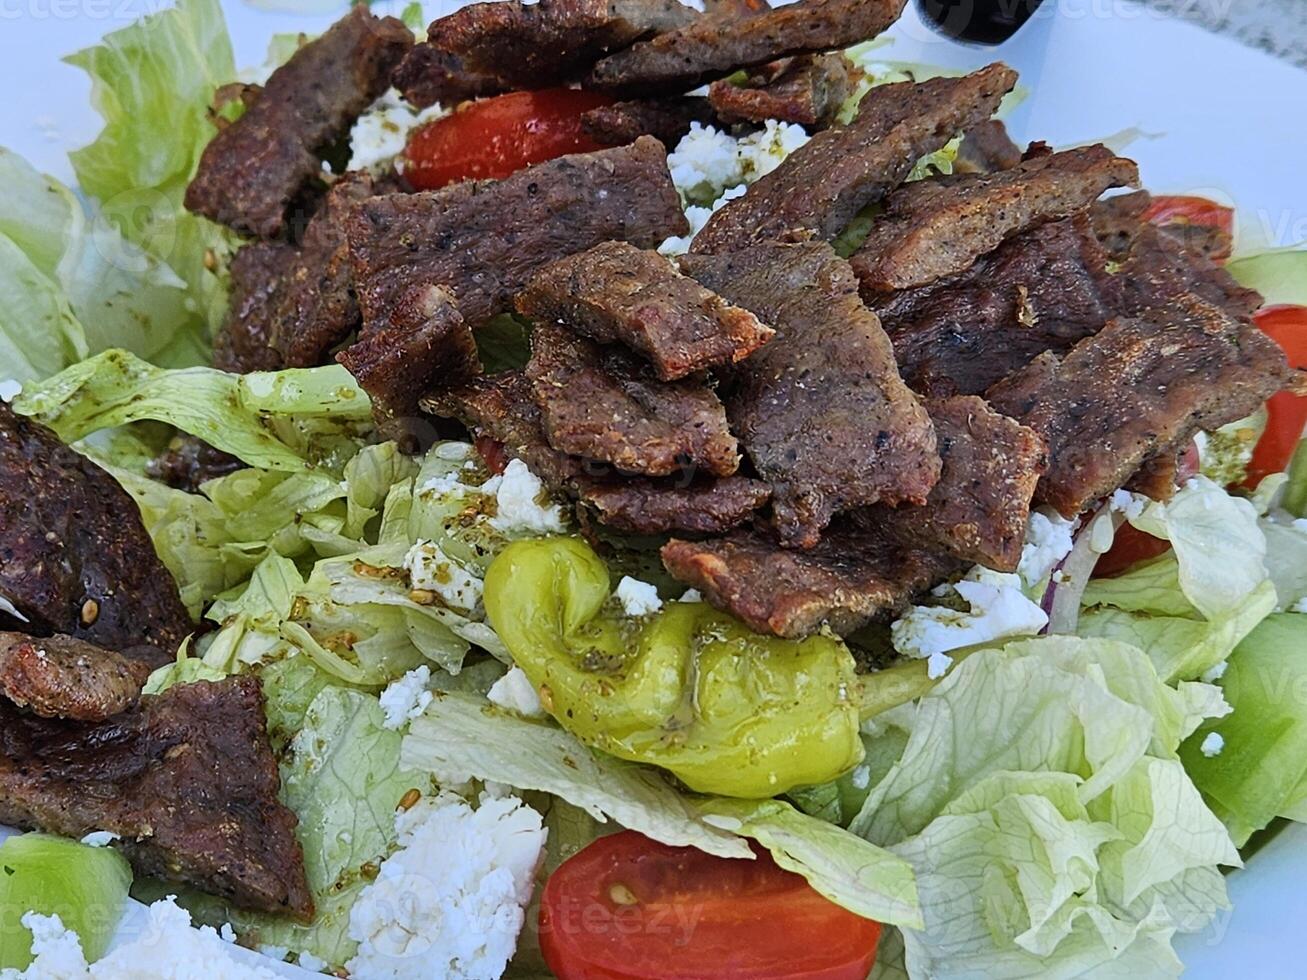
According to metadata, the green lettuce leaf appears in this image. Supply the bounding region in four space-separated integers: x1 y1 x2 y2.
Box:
850 636 1238 979
65 0 240 336
1226 246 1307 307
1180 614 1307 846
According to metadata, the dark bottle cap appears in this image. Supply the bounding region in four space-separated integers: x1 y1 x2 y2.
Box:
915 0 1047 44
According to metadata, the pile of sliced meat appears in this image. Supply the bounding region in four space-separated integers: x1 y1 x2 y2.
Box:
177 2 1296 643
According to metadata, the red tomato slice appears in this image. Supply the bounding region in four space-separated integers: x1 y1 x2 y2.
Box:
1143 194 1234 236
539 831 881 980
1092 523 1171 579
401 88 616 191
1245 304 1307 486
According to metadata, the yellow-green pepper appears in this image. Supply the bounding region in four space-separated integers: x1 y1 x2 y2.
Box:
483 537 864 798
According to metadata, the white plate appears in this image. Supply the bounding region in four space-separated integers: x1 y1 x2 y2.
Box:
3 1 1306 976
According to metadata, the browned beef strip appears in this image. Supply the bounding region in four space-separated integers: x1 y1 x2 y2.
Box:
987 295 1293 517
146 437 244 493
661 519 961 638
953 118 1022 174
692 63 1017 254
580 97 715 146
185 8 412 238
850 145 1139 293
213 242 296 372
1116 223 1261 321
0 633 149 723
1125 449 1185 503
577 474 770 534
421 372 584 489
588 0 905 94
338 284 481 441
516 241 773 380
1090 190 1236 264
876 215 1123 398
707 53 855 128
0 676 313 920
526 324 739 477
681 242 939 549
0 404 191 666
703 0 772 15
392 43 508 109
425 0 696 91
346 137 688 332
858 396 1046 570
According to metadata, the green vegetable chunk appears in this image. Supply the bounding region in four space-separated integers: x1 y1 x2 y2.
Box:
483 537 864 798
0 833 132 969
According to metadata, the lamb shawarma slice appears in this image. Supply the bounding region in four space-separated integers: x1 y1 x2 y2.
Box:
525 324 740 478
184 7 412 238
423 0 697 91
0 633 149 723
661 519 962 639
849 144 1139 293
392 43 509 109
0 676 313 921
516 240 774 380
587 0 905 94
0 403 191 667
579 97 716 147
706 52 856 128
680 242 939 549
577 474 771 534
345 136 688 332
987 294 1294 518
952 118 1023 174
691 63 1017 254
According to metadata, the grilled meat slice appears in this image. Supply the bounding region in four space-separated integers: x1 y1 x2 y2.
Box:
588 0 905 94
692 63 1017 253
987 295 1293 517
681 242 939 548
577 474 770 534
661 519 961 638
877 215 1124 398
213 242 298 372
526 324 739 478
952 118 1022 174
346 137 688 332
1116 223 1261 321
392 43 508 109
0 403 191 666
185 8 412 238
0 676 313 920
516 241 773 380
707 52 855 128
850 144 1139 293
0 633 149 723
146 437 244 493
580 97 715 147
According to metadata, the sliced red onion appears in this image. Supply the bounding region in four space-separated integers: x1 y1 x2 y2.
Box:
1043 504 1124 635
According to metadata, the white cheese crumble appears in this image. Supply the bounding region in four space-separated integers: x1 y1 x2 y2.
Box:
678 589 703 603
1017 509 1077 588
659 184 746 256
379 665 434 730
616 576 663 617
1293 596 1307 615
483 460 567 536
487 666 547 719
0 379 21 403
0 898 280 979
346 791 547 980
1110 488 1148 521
404 540 483 612
347 88 447 173
665 120 809 206
79 831 120 848
891 566 1049 663
296 951 328 973
1200 732 1225 757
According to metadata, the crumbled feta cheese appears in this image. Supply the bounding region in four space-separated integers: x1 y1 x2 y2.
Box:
419 470 470 496
296 951 328 973
1200 661 1229 683
0 379 21 403
616 576 663 617
679 589 703 603
380 666 434 730
1017 509 1077 588
0 899 281 979
926 651 954 679
487 667 546 719
1110 488 1147 521
346 791 546 980
891 566 1048 660
484 460 567 535
666 122 743 202
79 831 119 848
1200 732 1225 757
348 88 446 172
735 119 810 182
849 764 871 790
404 540 483 612
658 184 746 256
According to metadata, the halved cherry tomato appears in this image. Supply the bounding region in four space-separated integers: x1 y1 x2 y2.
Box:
1143 195 1234 236
1245 304 1307 487
401 88 616 190
474 436 509 475
539 831 881 980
